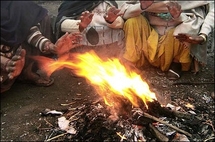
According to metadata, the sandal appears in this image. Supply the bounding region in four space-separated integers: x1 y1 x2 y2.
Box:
167 69 180 80
167 62 182 80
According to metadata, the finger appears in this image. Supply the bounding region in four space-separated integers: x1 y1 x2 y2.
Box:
55 39 64 47
65 33 71 40
176 38 187 41
109 7 115 12
175 35 187 39
15 46 22 56
174 36 187 40
11 55 21 61
73 32 82 36
166 3 171 9
57 33 69 43
82 11 89 15
20 49 26 57
9 61 16 66
188 36 195 40
60 33 69 41
63 32 69 37
176 33 188 38
69 33 81 40
166 2 174 8
175 36 187 40
117 13 123 16
80 16 84 20
6 66 15 72
114 9 120 15
177 4 181 9
174 34 185 38
103 15 108 19
8 73 14 80
88 13 94 19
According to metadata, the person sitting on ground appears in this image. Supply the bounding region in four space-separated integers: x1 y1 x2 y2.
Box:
174 1 214 74
1 1 79 93
55 0 125 60
118 0 212 80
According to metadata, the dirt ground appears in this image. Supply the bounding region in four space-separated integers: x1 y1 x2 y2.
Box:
1 1 214 141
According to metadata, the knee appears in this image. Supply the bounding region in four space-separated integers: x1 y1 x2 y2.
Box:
124 15 147 28
125 16 140 25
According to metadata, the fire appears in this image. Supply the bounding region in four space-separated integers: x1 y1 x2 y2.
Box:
34 50 157 108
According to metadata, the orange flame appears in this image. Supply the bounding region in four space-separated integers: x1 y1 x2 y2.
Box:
34 50 157 108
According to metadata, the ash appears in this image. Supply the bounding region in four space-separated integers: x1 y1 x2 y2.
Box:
39 97 214 142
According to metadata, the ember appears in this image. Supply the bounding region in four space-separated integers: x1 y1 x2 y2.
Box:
38 97 214 142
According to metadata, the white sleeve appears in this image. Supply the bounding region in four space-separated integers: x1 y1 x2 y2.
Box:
107 16 124 29
61 19 81 33
199 2 214 36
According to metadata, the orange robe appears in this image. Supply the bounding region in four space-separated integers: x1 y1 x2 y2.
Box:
123 15 191 71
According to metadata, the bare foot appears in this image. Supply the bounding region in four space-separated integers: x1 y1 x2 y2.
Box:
2 47 26 79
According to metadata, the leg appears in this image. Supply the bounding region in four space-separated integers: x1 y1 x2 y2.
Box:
17 42 54 87
122 15 151 72
158 29 191 80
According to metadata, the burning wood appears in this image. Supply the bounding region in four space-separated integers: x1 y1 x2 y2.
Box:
38 96 212 141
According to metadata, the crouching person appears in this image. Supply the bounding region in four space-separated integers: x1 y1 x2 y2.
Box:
120 0 211 80
0 1 79 93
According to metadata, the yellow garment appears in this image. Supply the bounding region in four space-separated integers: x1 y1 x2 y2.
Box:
123 15 191 71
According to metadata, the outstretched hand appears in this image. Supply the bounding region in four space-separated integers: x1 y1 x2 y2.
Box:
175 33 205 44
55 32 82 56
166 2 181 19
104 6 122 23
6 47 26 79
79 11 94 32
139 0 154 10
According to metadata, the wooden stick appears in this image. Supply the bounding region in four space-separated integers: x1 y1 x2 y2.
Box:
142 112 192 137
46 132 67 142
149 123 169 142
171 110 192 119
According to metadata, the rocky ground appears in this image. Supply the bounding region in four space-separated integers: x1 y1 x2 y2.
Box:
1 1 214 141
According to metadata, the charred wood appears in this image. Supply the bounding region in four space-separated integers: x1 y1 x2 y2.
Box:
134 111 192 137
149 123 169 142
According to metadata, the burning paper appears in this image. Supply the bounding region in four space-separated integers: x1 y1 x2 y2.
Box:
58 116 77 134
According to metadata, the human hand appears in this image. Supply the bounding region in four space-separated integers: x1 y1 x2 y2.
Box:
42 42 57 54
79 11 94 32
174 33 206 44
6 47 26 79
104 6 122 24
166 1 181 19
55 32 82 56
139 0 154 10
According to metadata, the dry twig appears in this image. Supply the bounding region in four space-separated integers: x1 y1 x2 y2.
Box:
45 132 67 142
143 112 192 137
